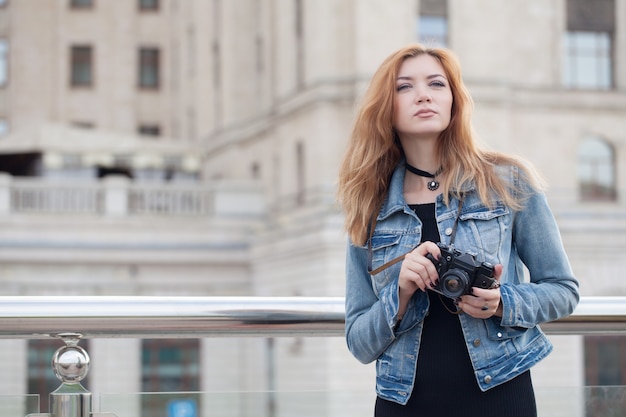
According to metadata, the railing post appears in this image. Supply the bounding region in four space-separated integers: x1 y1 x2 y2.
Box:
48 333 92 417
103 175 129 216
34 333 119 417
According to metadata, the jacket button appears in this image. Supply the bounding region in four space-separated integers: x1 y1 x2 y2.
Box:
473 339 481 347
444 227 453 236
484 375 492 384
497 332 503 338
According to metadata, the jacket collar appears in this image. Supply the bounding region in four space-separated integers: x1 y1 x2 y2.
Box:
378 161 476 220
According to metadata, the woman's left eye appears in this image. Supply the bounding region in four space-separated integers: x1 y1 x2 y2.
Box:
430 81 446 88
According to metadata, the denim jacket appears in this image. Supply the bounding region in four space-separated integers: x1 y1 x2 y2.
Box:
344 162 579 405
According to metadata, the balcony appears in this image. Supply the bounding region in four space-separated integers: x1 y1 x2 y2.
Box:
0 173 265 219
0 296 624 417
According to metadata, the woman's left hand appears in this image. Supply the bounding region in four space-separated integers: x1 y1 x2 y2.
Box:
457 264 504 319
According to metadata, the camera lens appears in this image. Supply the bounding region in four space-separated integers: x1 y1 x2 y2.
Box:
441 269 470 298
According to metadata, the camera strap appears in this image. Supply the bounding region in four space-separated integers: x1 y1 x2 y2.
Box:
447 195 464 248
367 196 465 275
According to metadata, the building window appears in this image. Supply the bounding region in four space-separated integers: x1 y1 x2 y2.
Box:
564 32 612 89
211 1 222 127
70 0 93 9
113 153 133 169
62 153 82 169
139 47 160 89
141 339 200 417
139 0 158 11
417 0 448 47
295 0 304 89
0 118 8 136
564 0 614 89
296 142 305 205
255 35 264 74
70 45 93 87
139 124 160 136
0 39 7 87
251 161 260 179
585 336 626 416
28 340 90 413
72 121 94 129
212 40 221 124
578 137 616 202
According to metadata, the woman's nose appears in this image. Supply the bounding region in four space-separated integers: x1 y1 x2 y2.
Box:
416 94 432 103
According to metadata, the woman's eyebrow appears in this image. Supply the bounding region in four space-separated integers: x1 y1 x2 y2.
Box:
396 73 447 81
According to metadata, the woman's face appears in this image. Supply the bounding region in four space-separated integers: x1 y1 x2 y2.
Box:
392 54 453 142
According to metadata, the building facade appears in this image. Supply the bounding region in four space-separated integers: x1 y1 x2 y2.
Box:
0 0 625 416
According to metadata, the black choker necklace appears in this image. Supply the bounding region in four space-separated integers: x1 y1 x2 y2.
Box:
405 163 442 191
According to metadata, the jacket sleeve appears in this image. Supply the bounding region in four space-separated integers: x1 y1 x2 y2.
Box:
499 190 580 328
343 241 401 364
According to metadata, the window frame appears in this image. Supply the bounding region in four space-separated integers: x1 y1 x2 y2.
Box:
138 124 161 137
139 0 159 12
564 0 615 90
296 141 305 205
70 0 94 9
0 38 9 88
141 339 200 417
295 0 305 89
417 15 449 48
585 335 626 416
417 0 449 48
577 137 617 202
70 45 94 88
138 47 160 90
0 118 8 137
563 30 613 90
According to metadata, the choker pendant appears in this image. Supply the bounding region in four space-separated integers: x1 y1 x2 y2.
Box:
405 162 442 192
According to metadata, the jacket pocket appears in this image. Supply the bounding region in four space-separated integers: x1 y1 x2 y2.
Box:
484 316 528 340
482 316 531 358
369 233 405 293
459 202 510 259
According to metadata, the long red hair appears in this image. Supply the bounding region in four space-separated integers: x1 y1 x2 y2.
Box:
337 44 544 245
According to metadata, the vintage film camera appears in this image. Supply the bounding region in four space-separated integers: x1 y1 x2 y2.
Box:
426 242 498 299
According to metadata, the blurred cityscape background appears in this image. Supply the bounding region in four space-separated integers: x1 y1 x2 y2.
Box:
0 0 625 416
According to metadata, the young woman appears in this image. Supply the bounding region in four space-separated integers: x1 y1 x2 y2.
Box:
337 44 579 416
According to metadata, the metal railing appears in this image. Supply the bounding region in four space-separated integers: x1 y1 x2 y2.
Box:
0 296 344 339
0 295 624 339
1 295 625 417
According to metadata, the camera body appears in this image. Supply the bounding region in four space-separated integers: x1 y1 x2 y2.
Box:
426 242 497 299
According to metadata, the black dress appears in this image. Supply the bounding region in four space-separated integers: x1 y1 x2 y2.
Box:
374 203 537 417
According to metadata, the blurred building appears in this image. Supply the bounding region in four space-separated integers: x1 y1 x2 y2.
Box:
0 0 624 416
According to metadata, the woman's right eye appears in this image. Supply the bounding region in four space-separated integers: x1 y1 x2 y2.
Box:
396 83 411 92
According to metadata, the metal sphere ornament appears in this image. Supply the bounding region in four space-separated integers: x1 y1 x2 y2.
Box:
51 339 91 383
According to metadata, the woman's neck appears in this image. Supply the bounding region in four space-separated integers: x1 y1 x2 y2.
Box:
400 137 439 173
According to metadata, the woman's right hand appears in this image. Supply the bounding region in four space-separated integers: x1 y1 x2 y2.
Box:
397 241 441 309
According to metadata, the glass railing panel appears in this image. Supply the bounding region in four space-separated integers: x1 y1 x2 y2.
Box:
96 390 375 417
535 387 585 417
536 386 626 417
95 387 626 417
0 395 40 417
583 386 626 417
